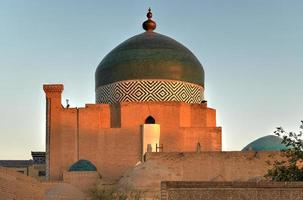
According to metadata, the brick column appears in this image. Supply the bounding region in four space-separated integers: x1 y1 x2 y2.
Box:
43 84 64 180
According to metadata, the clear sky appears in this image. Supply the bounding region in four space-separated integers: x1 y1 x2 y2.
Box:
0 0 302 159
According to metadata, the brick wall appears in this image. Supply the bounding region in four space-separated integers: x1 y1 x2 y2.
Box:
161 181 303 200
63 171 100 190
44 84 222 181
0 167 87 200
118 151 284 196
0 167 44 200
144 151 282 182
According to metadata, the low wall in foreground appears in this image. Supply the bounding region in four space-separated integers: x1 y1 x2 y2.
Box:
161 181 303 200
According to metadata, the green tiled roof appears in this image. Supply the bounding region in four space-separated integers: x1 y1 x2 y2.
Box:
242 135 288 151
68 160 97 172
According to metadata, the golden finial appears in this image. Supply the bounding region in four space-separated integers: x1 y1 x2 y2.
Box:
142 8 156 31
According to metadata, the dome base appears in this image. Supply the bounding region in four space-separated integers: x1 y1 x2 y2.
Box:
95 79 204 104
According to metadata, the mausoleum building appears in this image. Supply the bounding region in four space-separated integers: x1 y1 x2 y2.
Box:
43 9 222 181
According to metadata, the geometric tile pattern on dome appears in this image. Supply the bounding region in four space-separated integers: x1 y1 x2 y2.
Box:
96 79 204 104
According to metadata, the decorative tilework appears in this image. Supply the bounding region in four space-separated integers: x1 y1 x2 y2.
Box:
96 80 204 104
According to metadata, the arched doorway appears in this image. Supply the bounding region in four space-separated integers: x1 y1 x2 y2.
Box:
141 115 160 160
145 116 155 124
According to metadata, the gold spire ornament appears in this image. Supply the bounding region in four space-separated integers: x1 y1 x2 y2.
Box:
142 8 156 31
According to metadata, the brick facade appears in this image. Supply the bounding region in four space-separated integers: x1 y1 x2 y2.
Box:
43 84 222 181
161 181 303 200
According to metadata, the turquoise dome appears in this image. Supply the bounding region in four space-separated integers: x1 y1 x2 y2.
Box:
95 31 204 89
68 160 97 172
242 135 288 151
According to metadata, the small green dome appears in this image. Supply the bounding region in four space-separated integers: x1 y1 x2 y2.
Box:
242 135 288 151
95 31 204 89
68 160 97 172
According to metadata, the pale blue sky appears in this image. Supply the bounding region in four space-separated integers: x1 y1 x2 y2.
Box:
0 0 302 159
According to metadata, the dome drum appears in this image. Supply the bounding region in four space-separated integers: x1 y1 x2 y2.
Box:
95 79 204 104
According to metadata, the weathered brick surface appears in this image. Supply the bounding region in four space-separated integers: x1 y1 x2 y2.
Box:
0 167 44 200
161 181 303 200
0 167 86 200
145 151 282 182
63 170 100 190
119 151 284 195
44 84 222 181
43 182 85 200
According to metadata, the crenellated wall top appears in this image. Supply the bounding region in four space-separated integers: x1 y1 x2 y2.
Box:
43 84 64 93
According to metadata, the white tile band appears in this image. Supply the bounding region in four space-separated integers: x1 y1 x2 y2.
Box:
96 79 204 104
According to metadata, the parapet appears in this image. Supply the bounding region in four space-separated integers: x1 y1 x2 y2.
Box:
43 84 64 93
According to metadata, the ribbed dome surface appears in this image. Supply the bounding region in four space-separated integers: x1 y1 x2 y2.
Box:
95 31 204 88
242 135 288 151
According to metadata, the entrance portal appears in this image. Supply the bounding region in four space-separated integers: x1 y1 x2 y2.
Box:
141 116 160 160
